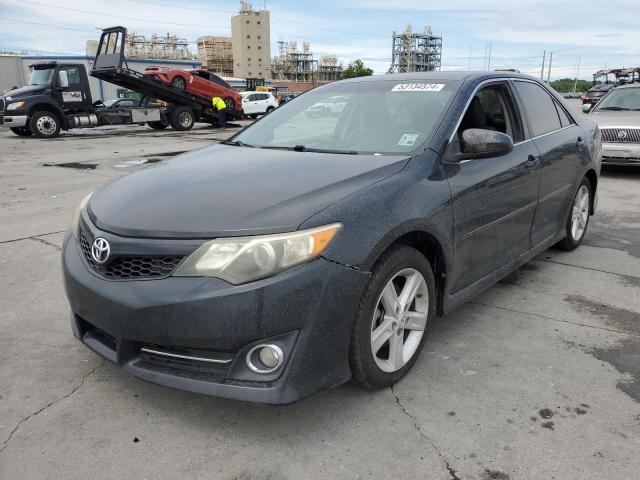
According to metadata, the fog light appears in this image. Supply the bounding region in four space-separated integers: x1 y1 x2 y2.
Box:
246 344 284 374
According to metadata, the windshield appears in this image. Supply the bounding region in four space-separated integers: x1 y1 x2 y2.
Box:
593 88 640 111
28 68 55 86
233 79 458 155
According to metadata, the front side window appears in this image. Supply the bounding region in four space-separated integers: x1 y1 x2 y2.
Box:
234 80 458 155
513 81 562 137
59 66 82 87
457 83 523 142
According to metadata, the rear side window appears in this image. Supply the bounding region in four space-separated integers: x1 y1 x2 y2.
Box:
513 81 562 137
555 103 573 128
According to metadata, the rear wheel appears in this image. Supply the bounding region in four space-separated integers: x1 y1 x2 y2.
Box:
30 111 61 138
556 177 592 251
168 106 195 131
224 97 235 111
10 127 32 137
350 246 435 389
171 76 187 91
266 106 275 114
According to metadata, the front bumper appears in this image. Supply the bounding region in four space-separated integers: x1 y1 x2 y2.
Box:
62 229 369 404
0 115 28 127
601 142 640 165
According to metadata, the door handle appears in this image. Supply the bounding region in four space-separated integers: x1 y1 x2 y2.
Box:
525 155 539 170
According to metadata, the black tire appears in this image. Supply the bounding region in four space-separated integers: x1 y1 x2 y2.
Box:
350 246 436 389
10 127 32 137
29 111 61 138
171 76 187 91
147 121 168 130
556 177 592 251
249 114 258 119
224 97 235 111
266 106 275 114
168 106 195 131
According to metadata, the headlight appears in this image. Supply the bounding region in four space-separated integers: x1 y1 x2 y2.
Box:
173 223 341 284
7 101 26 111
71 192 93 238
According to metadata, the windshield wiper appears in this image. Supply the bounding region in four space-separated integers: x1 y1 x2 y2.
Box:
295 146 359 155
220 139 255 147
597 106 630 111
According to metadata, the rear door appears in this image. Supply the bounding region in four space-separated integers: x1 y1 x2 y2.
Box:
512 80 583 245
447 81 542 292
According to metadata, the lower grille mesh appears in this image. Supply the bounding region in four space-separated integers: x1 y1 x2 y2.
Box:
79 232 183 280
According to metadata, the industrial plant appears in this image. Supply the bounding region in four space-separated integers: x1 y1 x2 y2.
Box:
388 24 442 73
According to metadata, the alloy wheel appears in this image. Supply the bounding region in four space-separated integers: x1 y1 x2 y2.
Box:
36 115 57 136
370 268 429 373
571 185 589 241
178 111 192 128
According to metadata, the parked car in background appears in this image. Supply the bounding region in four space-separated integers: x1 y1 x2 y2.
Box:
306 95 349 116
586 83 640 166
144 67 242 112
582 84 615 107
240 91 279 117
63 72 601 404
101 98 149 109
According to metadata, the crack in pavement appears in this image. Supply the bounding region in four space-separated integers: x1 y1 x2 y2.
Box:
0 360 104 455
29 236 62 251
534 258 640 281
0 230 66 245
390 384 463 480
469 302 639 338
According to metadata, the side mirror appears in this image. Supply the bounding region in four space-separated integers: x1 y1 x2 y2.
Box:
57 70 69 89
582 103 592 113
457 128 514 159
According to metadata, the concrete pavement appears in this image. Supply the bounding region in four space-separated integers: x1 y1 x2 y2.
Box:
0 123 638 480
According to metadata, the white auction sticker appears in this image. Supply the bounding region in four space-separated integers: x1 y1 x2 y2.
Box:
391 83 445 92
398 134 419 146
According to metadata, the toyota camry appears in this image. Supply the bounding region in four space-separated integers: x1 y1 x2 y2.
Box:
63 72 601 404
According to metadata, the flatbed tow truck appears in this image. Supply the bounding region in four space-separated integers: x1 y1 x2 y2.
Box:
0 26 242 138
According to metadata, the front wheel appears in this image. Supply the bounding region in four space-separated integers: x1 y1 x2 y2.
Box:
10 127 32 137
30 111 61 138
556 177 591 251
350 246 435 389
171 76 187 91
224 97 235 111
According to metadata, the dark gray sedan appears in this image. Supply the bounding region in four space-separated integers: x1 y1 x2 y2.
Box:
62 72 602 404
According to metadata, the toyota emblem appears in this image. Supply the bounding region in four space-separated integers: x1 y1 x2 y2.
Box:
91 237 110 264
618 130 627 139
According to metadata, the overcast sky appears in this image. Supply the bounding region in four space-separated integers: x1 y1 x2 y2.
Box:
1 0 639 80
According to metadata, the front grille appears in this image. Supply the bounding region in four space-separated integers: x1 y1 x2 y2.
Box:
79 232 184 280
0 98 5 112
600 127 640 143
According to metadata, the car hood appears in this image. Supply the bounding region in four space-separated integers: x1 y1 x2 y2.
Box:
589 111 640 128
88 144 410 238
2 84 47 99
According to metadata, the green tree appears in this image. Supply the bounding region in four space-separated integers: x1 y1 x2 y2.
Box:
340 59 374 80
549 78 596 94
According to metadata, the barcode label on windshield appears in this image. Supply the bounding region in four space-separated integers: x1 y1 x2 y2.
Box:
391 83 445 92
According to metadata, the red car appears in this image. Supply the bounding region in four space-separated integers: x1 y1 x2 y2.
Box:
144 67 242 111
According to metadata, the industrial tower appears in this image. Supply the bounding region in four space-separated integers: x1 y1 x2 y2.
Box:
388 25 442 74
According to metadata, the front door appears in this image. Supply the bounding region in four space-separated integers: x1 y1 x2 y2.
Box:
447 81 541 292
54 65 87 110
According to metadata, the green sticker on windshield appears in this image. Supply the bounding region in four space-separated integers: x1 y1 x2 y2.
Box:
398 134 419 147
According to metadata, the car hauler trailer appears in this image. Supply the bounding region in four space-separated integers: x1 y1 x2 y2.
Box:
0 26 242 138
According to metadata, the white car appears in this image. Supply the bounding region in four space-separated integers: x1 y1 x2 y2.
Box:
306 96 348 116
241 91 279 118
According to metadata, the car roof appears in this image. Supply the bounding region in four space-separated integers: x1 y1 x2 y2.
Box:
241 91 269 95
615 83 640 90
